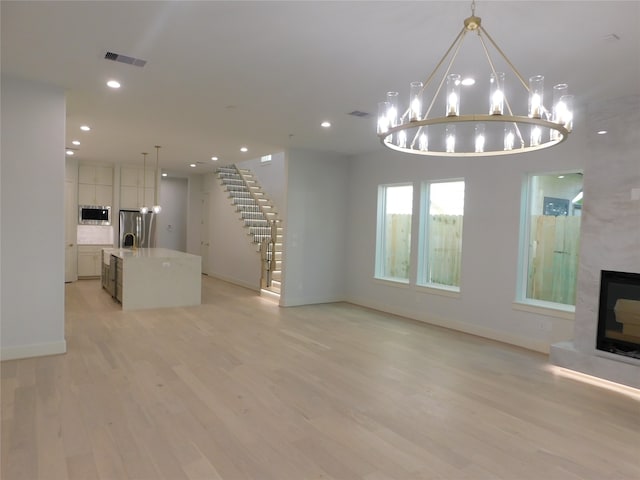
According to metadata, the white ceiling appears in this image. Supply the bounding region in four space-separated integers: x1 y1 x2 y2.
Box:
2 1 639 175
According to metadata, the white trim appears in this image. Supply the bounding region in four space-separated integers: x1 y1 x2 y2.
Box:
348 296 549 353
512 300 575 320
204 273 260 292
415 284 461 298
1 340 67 361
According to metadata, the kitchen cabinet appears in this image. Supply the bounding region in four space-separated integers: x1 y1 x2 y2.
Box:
78 244 112 277
120 166 155 210
78 164 113 206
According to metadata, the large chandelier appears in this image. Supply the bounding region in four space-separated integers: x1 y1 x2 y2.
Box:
377 1 573 157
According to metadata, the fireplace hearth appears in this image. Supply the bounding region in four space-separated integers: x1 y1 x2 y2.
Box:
597 270 640 360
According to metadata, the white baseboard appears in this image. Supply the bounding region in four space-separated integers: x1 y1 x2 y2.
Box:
205 273 260 292
346 296 549 354
1 340 67 361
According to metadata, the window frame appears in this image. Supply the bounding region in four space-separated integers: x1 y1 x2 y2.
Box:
516 170 583 311
417 178 465 292
374 182 414 284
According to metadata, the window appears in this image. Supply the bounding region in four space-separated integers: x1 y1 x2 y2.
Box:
418 180 465 289
519 172 583 306
375 184 413 282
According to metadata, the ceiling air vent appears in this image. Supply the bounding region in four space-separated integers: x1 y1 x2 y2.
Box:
104 51 147 67
348 110 372 118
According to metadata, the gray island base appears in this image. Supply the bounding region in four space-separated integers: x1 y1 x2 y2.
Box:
102 248 202 310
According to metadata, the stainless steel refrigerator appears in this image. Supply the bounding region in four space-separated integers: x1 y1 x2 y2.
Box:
119 210 157 248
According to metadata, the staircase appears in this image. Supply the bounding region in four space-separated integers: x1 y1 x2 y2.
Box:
216 165 283 298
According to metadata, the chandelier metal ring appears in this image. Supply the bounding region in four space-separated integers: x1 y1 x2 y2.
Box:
380 114 570 157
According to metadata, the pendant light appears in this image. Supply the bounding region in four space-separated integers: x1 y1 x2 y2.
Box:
140 152 149 214
152 145 162 214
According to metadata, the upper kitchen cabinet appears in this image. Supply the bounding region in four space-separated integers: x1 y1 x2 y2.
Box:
78 164 113 206
120 166 155 210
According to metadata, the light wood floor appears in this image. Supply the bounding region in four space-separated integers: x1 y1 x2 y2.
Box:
2 276 639 480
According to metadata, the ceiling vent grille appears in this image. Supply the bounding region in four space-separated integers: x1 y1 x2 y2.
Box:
348 110 371 118
104 51 147 67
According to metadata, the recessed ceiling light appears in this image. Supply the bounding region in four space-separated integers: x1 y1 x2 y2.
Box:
321 121 331 128
162 173 168 177
557 175 565 179
461 77 475 86
597 130 608 135
211 156 218 161
65 150 74 156
240 147 248 153
80 125 91 131
189 163 196 168
107 80 121 89
72 140 80 146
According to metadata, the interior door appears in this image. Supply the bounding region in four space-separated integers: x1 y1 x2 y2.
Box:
65 180 78 282
200 192 210 275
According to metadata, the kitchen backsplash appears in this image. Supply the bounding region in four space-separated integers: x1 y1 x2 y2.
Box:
77 225 114 245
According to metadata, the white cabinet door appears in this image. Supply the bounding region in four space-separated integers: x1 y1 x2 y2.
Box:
78 164 96 184
95 166 113 185
78 183 95 205
78 164 113 205
121 166 139 187
120 186 140 210
95 184 113 206
78 245 110 277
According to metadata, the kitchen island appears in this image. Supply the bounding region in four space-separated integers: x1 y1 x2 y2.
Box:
102 248 201 310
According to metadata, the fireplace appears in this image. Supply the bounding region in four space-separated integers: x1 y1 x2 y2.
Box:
597 270 640 359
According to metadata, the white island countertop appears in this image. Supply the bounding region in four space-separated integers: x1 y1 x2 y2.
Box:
102 247 202 310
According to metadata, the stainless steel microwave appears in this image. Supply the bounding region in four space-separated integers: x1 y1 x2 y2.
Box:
78 205 111 225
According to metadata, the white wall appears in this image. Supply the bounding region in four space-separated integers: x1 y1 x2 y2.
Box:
345 125 589 353
1 76 66 360
157 177 188 251
280 149 349 306
186 174 203 256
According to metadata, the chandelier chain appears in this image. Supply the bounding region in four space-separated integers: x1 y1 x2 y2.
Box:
471 0 476 16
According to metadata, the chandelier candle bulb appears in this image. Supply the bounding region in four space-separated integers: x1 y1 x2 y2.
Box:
551 83 569 140
489 72 505 115
386 92 399 127
397 129 408 149
475 123 486 153
377 101 390 134
504 125 515 151
446 74 461 116
530 125 542 147
419 130 429 151
445 124 456 153
409 82 424 121
528 75 544 118
558 94 574 132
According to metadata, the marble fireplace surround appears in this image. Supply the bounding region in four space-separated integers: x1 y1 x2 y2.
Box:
550 95 640 389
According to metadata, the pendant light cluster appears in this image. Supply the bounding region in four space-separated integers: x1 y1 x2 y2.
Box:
139 145 162 215
377 1 573 157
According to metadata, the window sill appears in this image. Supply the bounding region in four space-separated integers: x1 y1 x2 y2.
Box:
373 277 411 288
415 284 461 298
512 300 575 320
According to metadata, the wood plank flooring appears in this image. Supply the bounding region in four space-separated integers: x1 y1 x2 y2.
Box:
2 276 639 479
